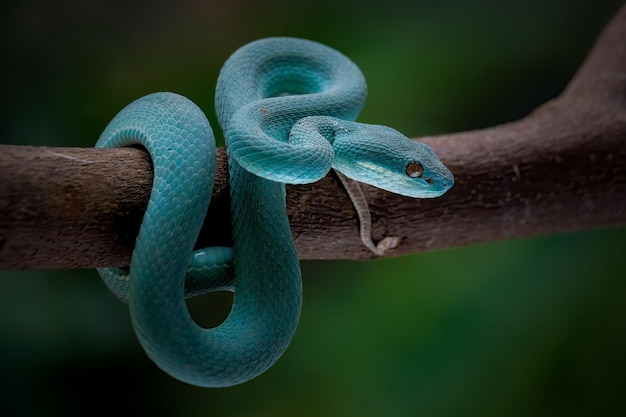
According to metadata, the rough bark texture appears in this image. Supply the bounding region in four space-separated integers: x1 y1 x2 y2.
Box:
1 5 625 270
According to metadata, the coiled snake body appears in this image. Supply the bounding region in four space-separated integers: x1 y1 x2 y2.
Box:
96 38 453 387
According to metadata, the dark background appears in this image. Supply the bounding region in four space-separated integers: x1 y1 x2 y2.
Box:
1 1 624 416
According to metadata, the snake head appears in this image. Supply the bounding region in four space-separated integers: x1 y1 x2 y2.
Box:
330 121 454 198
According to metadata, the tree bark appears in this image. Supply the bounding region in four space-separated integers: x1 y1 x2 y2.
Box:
1 5 625 270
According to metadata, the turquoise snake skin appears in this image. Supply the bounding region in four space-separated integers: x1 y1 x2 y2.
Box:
95 37 453 387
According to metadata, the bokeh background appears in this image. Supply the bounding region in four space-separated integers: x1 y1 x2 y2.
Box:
1 0 625 416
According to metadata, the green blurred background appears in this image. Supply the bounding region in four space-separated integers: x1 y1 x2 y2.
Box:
1 0 625 415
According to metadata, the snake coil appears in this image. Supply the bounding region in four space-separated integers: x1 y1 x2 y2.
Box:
96 37 453 387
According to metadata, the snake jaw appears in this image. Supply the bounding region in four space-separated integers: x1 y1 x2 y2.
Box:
343 161 453 198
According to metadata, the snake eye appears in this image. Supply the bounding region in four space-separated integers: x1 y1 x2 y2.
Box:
406 161 424 178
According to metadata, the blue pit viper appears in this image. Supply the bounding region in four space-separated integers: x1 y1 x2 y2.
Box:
95 37 454 387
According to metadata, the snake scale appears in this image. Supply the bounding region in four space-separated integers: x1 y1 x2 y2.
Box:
95 37 453 387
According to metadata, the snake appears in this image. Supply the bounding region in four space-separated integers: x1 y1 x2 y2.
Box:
95 37 454 388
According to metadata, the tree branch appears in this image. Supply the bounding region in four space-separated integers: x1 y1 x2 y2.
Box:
1 5 625 270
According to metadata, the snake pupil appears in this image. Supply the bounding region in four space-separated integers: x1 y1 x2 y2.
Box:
406 162 424 178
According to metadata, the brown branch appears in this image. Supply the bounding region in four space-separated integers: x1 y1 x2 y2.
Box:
1 5 625 270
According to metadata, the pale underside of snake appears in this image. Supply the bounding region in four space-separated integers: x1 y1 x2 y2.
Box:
95 37 453 387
